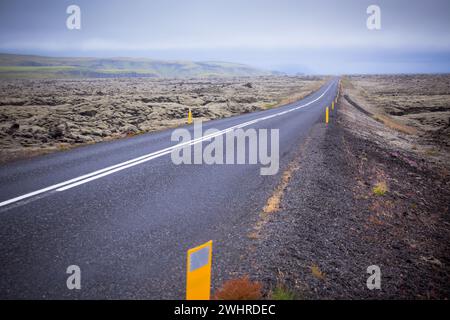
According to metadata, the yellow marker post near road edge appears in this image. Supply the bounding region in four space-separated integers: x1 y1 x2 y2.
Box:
326 107 329 124
186 240 213 300
187 108 193 124
332 101 335 111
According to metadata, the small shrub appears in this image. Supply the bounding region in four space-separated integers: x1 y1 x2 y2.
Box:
310 264 326 280
373 181 388 196
213 276 262 300
270 286 296 300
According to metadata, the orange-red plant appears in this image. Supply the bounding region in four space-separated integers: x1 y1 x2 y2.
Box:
213 276 262 300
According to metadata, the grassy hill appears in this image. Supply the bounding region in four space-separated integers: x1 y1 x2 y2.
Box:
0 53 279 79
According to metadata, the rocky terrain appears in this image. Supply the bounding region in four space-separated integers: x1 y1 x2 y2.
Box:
0 76 325 163
231 77 450 299
344 74 450 166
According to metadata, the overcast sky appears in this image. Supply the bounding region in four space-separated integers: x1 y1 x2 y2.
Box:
1 0 449 74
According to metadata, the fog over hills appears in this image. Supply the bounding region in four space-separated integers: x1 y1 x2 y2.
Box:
0 53 281 78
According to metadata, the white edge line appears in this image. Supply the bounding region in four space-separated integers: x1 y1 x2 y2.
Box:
0 82 335 207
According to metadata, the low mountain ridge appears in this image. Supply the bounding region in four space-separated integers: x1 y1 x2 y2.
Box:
0 53 280 79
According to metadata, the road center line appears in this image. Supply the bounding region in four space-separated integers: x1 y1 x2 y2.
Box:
0 82 334 207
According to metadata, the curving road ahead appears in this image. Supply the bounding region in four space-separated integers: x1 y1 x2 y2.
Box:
0 78 339 299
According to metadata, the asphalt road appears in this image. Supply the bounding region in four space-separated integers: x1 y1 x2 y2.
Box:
0 78 339 299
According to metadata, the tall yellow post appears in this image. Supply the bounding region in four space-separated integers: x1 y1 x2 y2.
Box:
186 241 213 300
326 107 329 124
332 101 335 111
187 108 193 124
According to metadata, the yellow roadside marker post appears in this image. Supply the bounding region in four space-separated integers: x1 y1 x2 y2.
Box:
186 240 213 300
332 101 335 111
326 107 329 124
187 108 193 124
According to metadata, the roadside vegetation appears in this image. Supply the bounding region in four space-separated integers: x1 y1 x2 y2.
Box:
372 181 388 196
213 276 262 300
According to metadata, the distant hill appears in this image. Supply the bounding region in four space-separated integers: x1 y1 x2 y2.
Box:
0 53 280 79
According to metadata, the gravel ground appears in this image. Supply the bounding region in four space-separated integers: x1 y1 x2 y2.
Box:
234 96 450 299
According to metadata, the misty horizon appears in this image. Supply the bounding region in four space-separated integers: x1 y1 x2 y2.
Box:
2 51 450 76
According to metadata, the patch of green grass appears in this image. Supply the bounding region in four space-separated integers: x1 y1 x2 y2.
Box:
270 286 296 300
373 181 388 196
0 66 80 78
95 68 156 75
0 66 76 72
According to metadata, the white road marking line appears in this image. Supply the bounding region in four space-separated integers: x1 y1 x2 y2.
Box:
56 128 237 191
0 83 335 207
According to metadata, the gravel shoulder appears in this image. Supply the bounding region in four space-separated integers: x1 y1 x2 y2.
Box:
236 87 450 299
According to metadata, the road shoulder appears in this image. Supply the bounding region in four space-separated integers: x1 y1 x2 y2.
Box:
235 93 450 299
